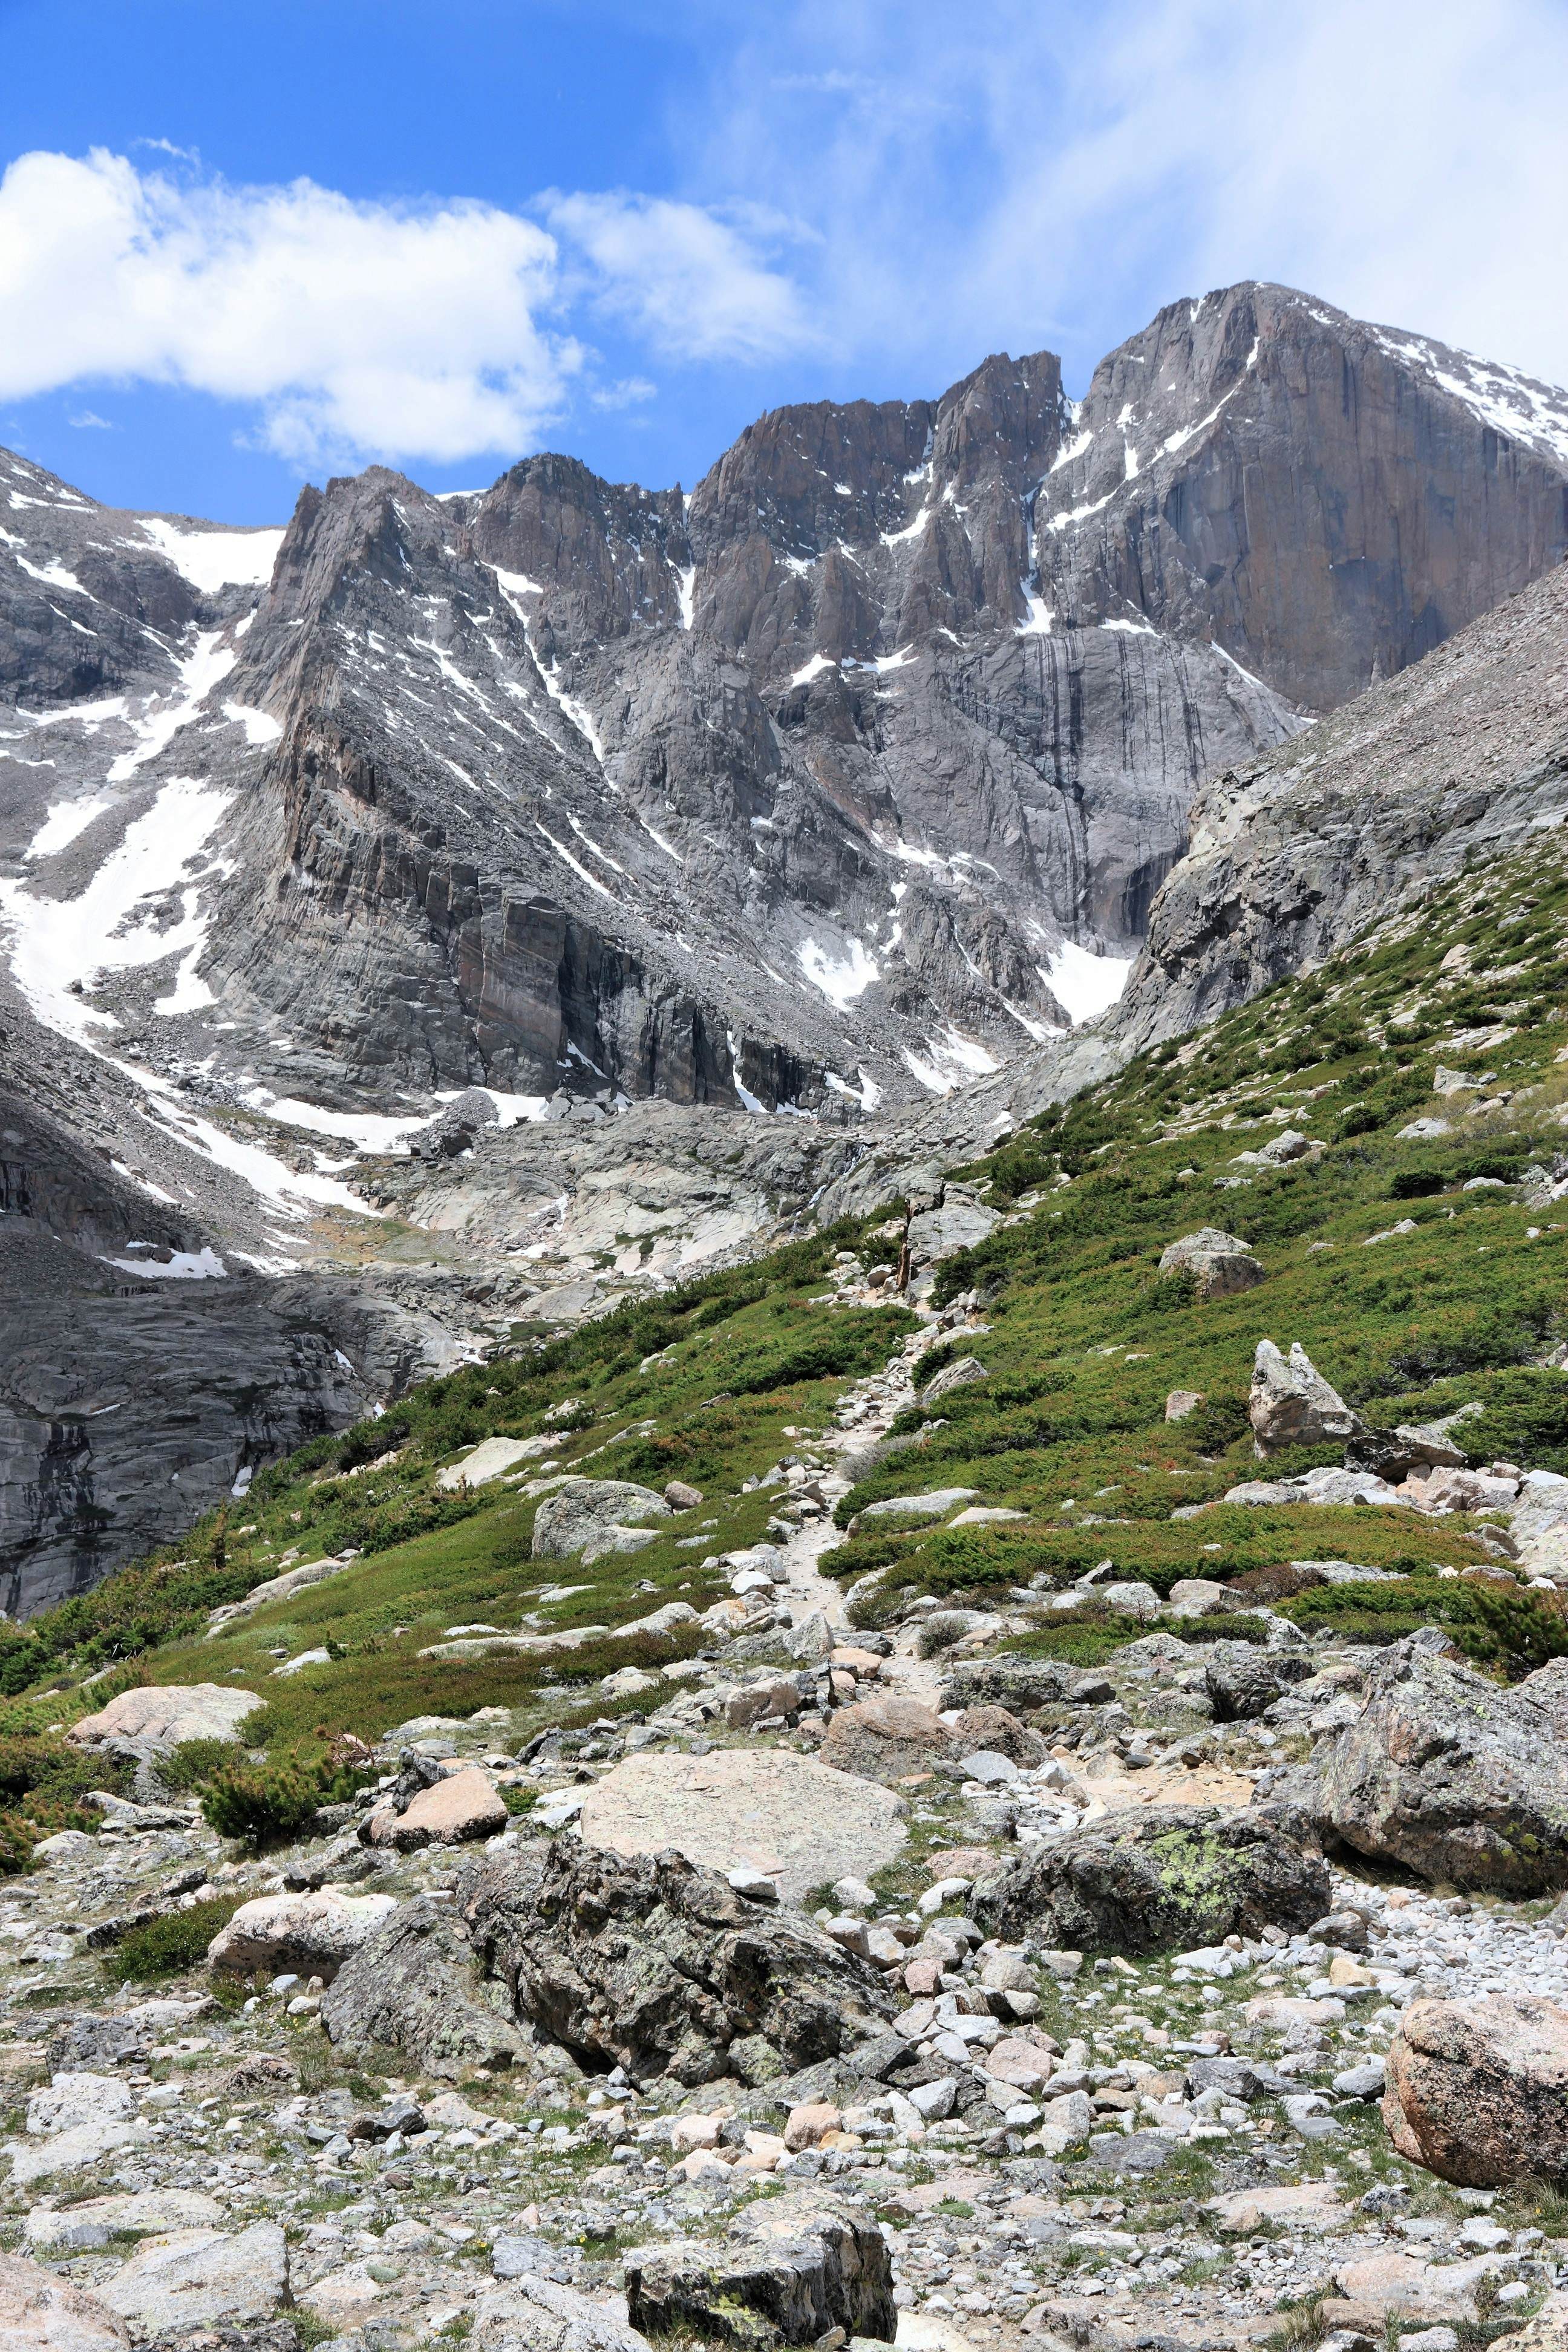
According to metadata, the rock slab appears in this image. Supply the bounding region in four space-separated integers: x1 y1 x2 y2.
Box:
67 1683 262 1751
578 1748 906 1901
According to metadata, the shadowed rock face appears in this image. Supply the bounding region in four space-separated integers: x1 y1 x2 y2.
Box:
1117 552 1568 1051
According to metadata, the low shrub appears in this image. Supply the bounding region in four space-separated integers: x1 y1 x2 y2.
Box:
201 1756 336 1846
103 1896 242 1984
1283 1575 1568 1675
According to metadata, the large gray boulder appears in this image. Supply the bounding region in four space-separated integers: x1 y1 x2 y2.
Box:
1159 1228 1264 1300
1250 1339 1367 1455
1204 1642 1312 1722
971 1803 1329 1952
531 1478 671 1564
321 1898 530 2077
1313 1632 1568 1893
459 1838 896 2085
624 2192 895 2346
1383 1993 1568 2186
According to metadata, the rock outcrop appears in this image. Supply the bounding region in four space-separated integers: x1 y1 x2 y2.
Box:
459 1838 896 2085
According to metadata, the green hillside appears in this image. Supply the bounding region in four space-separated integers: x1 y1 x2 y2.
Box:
3 837 1566 1844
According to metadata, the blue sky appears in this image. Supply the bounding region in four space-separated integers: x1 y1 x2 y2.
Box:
2 0 1566 524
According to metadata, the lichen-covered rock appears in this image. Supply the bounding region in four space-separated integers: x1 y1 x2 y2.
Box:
459 1838 896 2085
970 1803 1330 1952
623 2191 895 2346
320 1898 529 2077
1313 1631 1568 1893
1204 1642 1312 1721
1383 1994 1568 2184
1250 1341 1366 1455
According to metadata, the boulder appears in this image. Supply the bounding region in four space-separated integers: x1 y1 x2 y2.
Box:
577 1747 906 1901
532 1478 671 1564
1166 1390 1204 1422
67 1682 261 1751
938 1659 1114 1713
206 1887 398 1981
472 2273 654 2352
1382 1993 1568 2185
1159 1228 1264 1299
1345 1425 1469 1483
372 1765 508 1849
458 1838 897 2085
949 1707 1045 1767
1314 1632 1568 1893
1250 1340 1367 1455
623 2190 895 2346
919 1357 990 1407
970 1804 1330 1952
321 1898 530 2077
819 1695 956 1785
854 1489 979 1527
1204 1643 1311 1722
0 2250 128 2352
99 2221 288 2333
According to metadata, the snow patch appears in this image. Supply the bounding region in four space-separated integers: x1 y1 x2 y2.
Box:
676 564 696 630
798 935 879 1007
1 774 232 1036
790 652 836 687
903 1026 999 1094
221 702 283 746
1045 940 1134 1024
24 795 112 858
137 520 286 593
104 1244 227 1279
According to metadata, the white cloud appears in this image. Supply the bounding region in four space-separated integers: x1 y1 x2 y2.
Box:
0 149 813 467
544 190 817 362
700 0 1568 391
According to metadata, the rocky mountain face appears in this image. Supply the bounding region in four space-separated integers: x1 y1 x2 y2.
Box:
1116 553 1568 1053
2 281 1566 1610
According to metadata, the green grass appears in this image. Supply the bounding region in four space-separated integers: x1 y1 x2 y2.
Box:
2 846 1567 1759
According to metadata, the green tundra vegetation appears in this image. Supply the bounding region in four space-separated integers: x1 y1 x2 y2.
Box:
0 841 1565 1856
